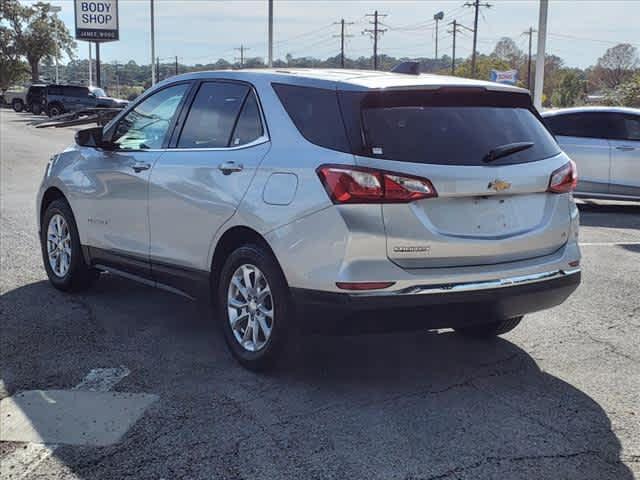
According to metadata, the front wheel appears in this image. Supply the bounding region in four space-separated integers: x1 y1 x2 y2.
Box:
218 244 292 371
12 99 24 112
40 199 99 292
455 316 523 338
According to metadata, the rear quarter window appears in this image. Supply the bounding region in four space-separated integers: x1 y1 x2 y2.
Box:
272 83 351 153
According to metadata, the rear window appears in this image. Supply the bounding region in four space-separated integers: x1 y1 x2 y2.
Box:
274 83 559 166
339 89 561 166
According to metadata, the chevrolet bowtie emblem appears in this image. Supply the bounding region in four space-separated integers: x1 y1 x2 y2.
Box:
488 179 511 192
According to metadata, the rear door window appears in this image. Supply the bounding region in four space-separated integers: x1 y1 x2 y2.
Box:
621 115 640 141
229 91 264 146
178 82 249 148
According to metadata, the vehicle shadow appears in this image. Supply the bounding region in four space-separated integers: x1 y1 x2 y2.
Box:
0 277 634 480
578 202 640 231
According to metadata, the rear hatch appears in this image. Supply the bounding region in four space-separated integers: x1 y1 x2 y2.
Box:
338 87 571 269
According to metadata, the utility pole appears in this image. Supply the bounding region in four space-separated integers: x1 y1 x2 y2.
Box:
464 0 492 77
115 61 120 98
364 10 387 70
88 43 93 86
523 27 537 90
334 19 354 68
447 20 472 75
175 56 179 76
235 45 250 68
434 11 444 60
534 0 548 110
268 0 273 67
150 0 156 85
95 43 101 88
156 57 160 83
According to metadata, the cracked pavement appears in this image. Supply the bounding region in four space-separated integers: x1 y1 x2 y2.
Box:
1 108 639 479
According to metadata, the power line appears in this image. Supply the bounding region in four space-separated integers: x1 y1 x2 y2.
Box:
364 10 387 70
334 19 354 68
464 0 492 77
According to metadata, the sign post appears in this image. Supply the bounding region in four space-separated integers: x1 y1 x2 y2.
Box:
74 0 119 87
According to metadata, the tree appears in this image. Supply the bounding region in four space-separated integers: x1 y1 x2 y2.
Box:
591 43 639 89
551 70 585 107
453 54 511 81
0 16 29 90
491 37 523 69
605 73 640 107
1 1 76 82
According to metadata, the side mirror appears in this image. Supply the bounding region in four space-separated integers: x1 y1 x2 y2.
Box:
88 92 96 98
75 127 112 149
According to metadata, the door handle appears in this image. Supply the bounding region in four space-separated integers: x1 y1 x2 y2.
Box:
218 161 243 175
615 146 635 151
132 162 151 173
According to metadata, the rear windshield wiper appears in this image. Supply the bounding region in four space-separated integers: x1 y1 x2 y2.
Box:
483 142 534 163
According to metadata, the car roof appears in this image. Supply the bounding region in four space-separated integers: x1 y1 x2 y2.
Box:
542 106 640 116
166 68 530 94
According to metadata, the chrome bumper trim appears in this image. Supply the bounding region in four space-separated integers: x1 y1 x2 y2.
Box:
351 268 581 297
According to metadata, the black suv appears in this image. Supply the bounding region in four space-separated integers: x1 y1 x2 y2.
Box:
26 84 48 115
46 85 128 117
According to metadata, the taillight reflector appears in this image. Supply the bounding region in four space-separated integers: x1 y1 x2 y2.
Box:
317 165 437 204
548 160 578 193
336 282 396 291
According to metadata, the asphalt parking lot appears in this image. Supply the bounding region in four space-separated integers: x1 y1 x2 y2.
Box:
1 107 639 479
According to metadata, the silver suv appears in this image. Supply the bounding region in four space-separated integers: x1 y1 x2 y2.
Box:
37 69 582 370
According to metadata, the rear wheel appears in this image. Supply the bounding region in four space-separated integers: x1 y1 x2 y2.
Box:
48 103 64 117
40 199 99 292
12 99 23 112
455 316 523 338
218 244 292 371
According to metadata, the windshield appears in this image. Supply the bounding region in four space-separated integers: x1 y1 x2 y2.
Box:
90 87 107 97
339 90 561 166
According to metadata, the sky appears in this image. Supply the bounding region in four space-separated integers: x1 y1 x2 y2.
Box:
36 0 640 69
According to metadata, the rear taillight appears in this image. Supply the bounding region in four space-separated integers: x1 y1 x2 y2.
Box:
548 160 578 193
316 165 437 204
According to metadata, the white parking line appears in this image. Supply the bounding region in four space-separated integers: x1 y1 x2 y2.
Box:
0 367 130 480
580 242 640 246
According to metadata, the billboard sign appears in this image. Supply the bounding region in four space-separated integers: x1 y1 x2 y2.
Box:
75 0 119 42
490 69 519 85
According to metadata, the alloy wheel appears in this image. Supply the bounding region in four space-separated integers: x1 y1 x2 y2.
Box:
47 214 72 277
227 264 274 352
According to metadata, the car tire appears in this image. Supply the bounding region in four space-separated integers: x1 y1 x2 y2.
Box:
12 100 24 112
455 316 523 338
217 244 292 371
31 103 42 115
40 199 99 292
48 103 64 118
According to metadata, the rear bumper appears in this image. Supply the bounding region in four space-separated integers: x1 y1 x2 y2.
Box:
291 268 581 332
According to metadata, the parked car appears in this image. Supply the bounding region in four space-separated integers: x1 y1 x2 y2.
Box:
46 84 129 117
37 69 582 370
542 106 640 200
4 85 27 112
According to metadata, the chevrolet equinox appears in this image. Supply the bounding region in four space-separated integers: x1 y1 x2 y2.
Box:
38 69 582 370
